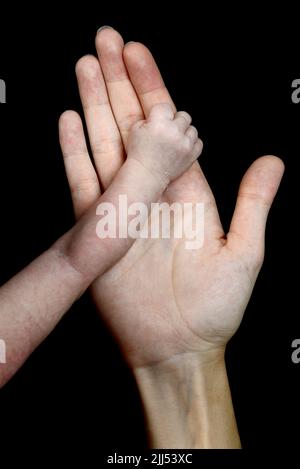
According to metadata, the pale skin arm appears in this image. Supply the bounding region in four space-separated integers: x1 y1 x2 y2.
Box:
60 28 284 448
0 104 201 388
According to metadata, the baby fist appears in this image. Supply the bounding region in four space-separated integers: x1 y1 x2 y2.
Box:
127 103 203 187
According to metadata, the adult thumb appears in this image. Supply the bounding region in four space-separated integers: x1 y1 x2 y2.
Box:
228 156 285 271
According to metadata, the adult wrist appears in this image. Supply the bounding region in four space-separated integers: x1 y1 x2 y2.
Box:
133 350 241 449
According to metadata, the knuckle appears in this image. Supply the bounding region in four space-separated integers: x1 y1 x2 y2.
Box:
152 119 168 135
184 135 194 150
171 128 184 146
177 137 192 155
196 137 204 152
91 137 123 157
177 110 190 119
71 177 99 196
152 103 167 114
183 111 192 122
189 125 198 136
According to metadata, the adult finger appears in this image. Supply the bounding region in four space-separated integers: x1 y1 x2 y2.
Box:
95 28 144 150
76 54 124 189
59 110 101 219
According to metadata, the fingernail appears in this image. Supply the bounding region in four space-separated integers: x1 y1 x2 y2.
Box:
126 41 136 45
97 25 114 34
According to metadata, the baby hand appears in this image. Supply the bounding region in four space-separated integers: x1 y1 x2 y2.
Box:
127 103 203 186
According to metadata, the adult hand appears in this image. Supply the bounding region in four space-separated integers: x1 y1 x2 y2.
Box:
59 27 284 447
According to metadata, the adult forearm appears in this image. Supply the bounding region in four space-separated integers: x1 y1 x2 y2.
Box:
133 351 241 449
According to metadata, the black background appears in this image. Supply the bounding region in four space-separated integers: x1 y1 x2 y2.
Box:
0 4 298 467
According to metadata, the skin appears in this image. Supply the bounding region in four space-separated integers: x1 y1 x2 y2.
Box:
0 102 199 388
59 27 284 448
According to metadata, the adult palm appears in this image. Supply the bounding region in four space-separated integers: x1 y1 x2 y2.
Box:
59 28 284 368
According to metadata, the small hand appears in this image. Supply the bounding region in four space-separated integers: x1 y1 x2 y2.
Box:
127 104 202 185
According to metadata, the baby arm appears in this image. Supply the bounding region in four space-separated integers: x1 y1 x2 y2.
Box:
0 104 202 387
